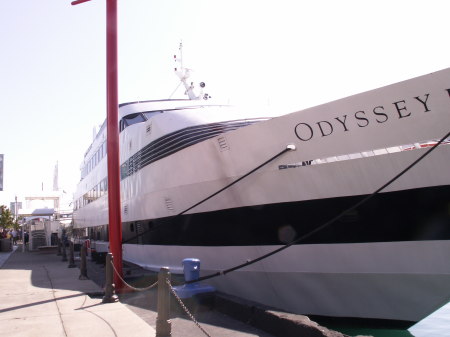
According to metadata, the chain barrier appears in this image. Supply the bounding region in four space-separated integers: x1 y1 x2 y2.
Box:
110 260 158 292
108 262 210 336
166 278 213 337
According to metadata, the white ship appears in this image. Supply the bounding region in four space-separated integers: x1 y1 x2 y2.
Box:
73 53 450 328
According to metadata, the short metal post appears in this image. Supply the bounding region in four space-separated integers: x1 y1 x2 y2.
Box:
61 239 68 262
57 238 62 256
156 267 172 337
79 245 89 280
68 242 76 268
102 253 119 303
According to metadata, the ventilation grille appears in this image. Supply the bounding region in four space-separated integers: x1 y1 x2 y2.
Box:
136 222 143 244
146 122 152 135
124 204 128 215
164 198 175 212
217 136 230 151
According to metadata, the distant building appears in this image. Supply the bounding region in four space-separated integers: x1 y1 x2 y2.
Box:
10 201 22 216
24 192 61 210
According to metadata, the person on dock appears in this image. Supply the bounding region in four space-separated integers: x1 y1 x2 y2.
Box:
11 229 18 245
24 231 29 250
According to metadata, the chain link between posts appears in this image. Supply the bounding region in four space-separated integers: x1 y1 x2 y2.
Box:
109 261 212 336
110 260 158 292
166 278 213 337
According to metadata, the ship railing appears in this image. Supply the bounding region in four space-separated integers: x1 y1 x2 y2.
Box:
280 137 450 169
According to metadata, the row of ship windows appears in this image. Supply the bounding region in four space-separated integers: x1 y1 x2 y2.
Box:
81 142 107 180
74 177 108 211
80 111 161 181
80 109 185 181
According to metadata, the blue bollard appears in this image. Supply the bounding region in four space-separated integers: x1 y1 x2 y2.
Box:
173 258 215 299
182 258 200 281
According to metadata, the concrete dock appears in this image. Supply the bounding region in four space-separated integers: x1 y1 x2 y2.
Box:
0 245 354 337
0 245 155 337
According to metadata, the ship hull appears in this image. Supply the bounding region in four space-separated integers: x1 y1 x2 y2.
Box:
123 239 450 327
73 67 450 327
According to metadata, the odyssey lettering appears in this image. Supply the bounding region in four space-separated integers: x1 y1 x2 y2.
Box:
294 92 436 142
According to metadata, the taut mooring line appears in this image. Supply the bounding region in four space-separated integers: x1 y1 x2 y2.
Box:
186 130 450 284
177 144 296 216
122 144 296 244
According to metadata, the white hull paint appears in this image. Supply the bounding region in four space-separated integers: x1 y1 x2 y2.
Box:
123 240 450 323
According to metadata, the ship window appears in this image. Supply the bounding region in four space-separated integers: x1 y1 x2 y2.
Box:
123 113 145 127
143 111 160 119
120 163 128 180
99 180 104 196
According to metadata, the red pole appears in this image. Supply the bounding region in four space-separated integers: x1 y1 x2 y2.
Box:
105 0 123 291
71 0 91 5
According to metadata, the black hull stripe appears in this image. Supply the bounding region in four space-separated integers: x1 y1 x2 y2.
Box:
120 185 450 246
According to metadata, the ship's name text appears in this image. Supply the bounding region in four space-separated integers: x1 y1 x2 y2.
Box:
294 90 450 141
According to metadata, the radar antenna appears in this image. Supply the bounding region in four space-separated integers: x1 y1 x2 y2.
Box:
170 42 210 100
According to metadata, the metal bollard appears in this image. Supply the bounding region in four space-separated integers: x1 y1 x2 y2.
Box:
156 267 172 337
68 242 76 268
56 238 62 256
61 240 68 262
102 253 119 303
79 245 89 280
173 258 215 299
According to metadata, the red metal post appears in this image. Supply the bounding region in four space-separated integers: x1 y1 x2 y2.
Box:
72 0 123 290
105 0 123 291
71 0 91 5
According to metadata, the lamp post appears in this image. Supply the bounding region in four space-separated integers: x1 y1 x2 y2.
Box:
22 219 26 252
72 0 123 290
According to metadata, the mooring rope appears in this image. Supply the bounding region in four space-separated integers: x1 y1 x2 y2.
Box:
185 130 450 284
121 144 295 244
177 144 295 216
110 260 158 292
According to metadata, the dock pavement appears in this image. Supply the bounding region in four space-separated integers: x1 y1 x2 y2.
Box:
0 245 155 337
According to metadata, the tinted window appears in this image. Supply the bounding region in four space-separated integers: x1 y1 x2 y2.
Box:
143 111 161 120
123 113 145 127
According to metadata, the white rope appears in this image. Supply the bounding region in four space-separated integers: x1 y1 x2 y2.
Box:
110 260 158 292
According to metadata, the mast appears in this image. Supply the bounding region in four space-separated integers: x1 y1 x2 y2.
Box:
173 43 209 100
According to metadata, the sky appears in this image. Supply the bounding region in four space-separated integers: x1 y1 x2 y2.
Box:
0 0 449 208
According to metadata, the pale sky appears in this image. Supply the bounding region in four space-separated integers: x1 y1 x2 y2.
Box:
0 0 449 207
